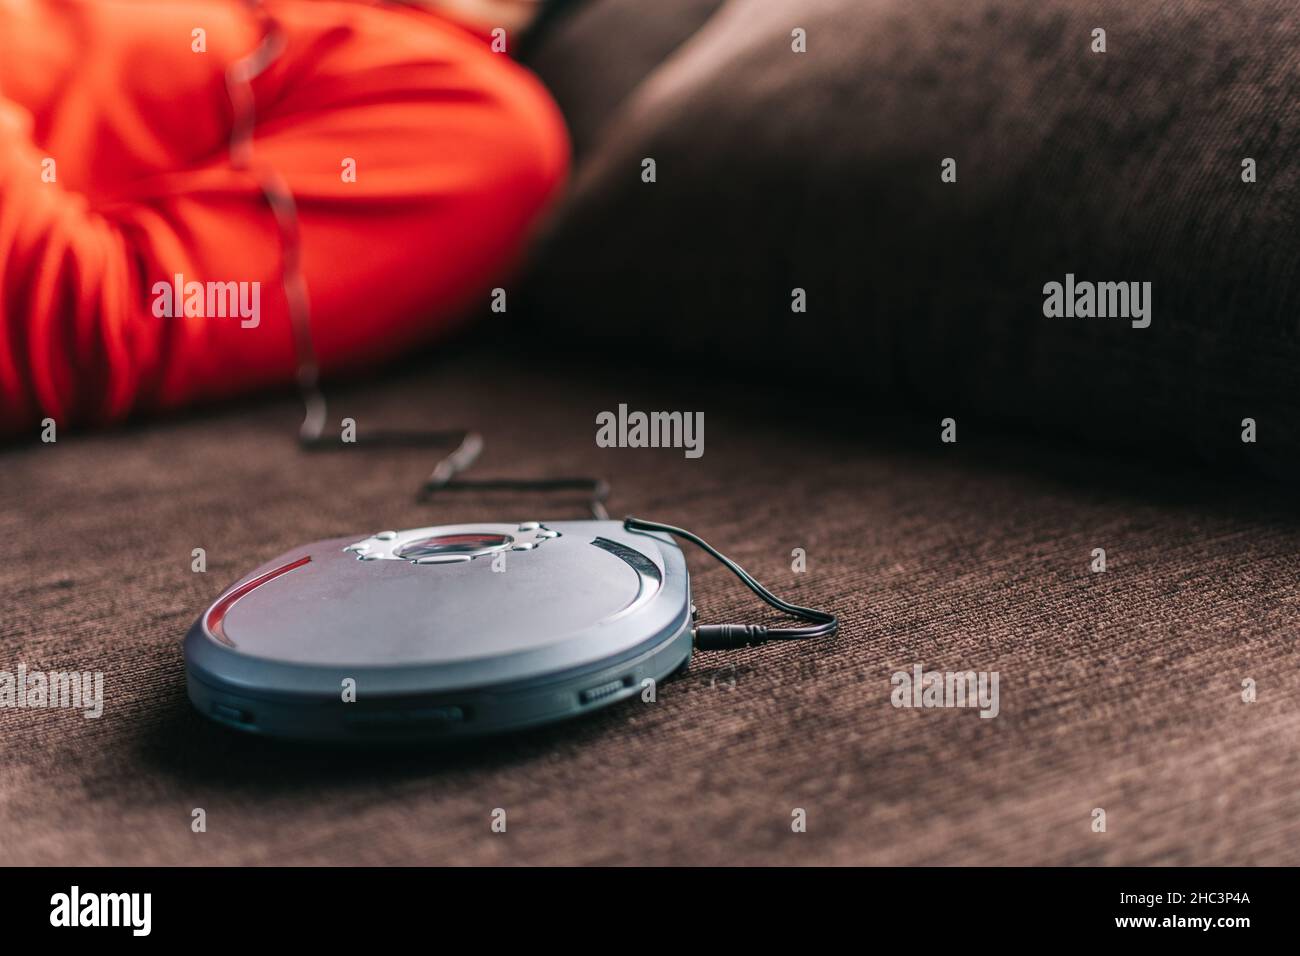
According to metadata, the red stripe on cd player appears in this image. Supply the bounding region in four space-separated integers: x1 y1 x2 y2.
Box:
206 555 312 646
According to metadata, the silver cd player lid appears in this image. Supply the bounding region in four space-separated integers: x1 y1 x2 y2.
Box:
184 520 691 698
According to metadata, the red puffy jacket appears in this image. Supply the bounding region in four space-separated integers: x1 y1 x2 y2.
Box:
0 0 568 435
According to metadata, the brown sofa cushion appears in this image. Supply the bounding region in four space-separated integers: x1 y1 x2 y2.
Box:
524 0 727 160
521 0 1300 475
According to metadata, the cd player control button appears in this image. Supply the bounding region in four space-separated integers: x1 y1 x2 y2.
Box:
511 542 536 551
376 531 398 540
580 678 630 704
409 706 465 723
211 703 253 725
536 529 559 538
517 521 540 531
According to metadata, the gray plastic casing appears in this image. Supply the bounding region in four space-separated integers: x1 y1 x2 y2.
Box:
183 520 692 742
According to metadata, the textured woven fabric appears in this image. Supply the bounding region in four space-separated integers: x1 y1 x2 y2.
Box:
3 346 1298 865
522 0 1300 475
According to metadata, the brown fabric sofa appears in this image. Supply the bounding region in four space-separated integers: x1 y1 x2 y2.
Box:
523 0 1300 475
4 346 1299 865
2 0 1298 865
